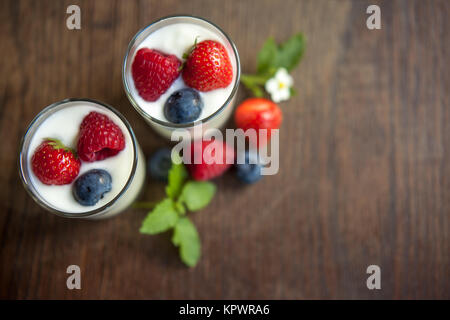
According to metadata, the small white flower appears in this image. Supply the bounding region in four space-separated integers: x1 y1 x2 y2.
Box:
264 68 293 103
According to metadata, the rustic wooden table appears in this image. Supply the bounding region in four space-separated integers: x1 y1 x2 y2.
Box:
0 0 448 299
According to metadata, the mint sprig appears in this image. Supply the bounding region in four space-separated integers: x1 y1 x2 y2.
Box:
241 33 306 98
138 158 216 267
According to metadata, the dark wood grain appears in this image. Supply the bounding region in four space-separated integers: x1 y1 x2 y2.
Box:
0 0 448 299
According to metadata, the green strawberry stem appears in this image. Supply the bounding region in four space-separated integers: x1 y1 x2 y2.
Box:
241 73 269 85
240 73 271 98
182 36 199 60
43 137 77 156
180 37 200 72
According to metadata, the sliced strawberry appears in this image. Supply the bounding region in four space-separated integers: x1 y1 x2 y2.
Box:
77 111 125 162
31 139 81 185
182 40 233 92
132 48 181 102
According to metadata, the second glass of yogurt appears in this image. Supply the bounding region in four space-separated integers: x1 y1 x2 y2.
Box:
18 99 146 219
122 15 241 139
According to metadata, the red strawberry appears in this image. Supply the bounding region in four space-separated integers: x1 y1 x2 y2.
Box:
77 111 125 162
132 48 181 102
235 98 282 147
31 139 81 185
182 40 233 92
185 139 235 181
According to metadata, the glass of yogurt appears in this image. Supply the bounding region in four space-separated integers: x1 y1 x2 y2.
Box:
18 99 146 219
122 15 241 139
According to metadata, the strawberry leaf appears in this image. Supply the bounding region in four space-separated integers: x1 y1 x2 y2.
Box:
257 38 278 75
44 138 77 156
256 33 306 74
275 33 306 72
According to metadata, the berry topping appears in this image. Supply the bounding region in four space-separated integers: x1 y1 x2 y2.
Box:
185 139 235 181
235 150 263 184
77 111 125 162
148 147 172 181
182 40 233 92
234 98 282 147
164 88 203 123
132 48 182 102
31 138 81 185
72 169 112 206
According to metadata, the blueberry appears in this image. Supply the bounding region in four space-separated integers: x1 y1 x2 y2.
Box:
164 88 203 123
72 169 112 206
235 151 263 184
148 148 172 181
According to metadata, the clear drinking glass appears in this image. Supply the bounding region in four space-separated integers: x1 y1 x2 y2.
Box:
122 15 241 139
18 98 146 219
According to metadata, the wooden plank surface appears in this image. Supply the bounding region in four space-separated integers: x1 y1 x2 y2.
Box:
0 0 448 299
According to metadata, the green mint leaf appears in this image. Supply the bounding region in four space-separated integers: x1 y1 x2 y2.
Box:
179 181 216 211
165 157 188 200
140 198 179 235
257 37 278 75
275 33 305 72
172 217 201 267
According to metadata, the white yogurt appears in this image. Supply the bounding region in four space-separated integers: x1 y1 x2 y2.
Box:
26 101 145 217
124 20 239 138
